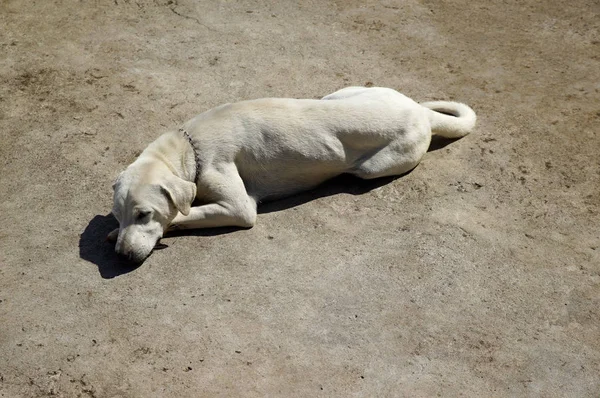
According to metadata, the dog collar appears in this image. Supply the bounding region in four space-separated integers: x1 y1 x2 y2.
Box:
180 128 201 183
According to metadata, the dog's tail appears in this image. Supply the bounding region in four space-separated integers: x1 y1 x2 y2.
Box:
421 101 477 138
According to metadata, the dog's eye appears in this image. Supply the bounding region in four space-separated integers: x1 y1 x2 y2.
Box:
136 211 151 221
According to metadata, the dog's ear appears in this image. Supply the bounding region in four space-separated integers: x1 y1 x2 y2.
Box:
112 171 124 191
160 175 197 216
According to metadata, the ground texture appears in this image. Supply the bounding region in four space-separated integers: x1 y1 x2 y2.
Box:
1 0 599 396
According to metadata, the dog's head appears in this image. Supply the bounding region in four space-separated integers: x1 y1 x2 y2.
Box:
110 161 196 264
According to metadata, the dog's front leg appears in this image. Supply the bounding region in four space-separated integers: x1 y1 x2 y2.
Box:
170 201 256 230
106 228 119 242
169 164 257 230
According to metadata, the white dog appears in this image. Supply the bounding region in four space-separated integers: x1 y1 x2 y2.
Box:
109 86 476 263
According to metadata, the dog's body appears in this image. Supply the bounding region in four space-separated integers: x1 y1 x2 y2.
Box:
110 87 476 262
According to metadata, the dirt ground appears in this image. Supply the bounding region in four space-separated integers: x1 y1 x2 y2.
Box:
1 0 599 396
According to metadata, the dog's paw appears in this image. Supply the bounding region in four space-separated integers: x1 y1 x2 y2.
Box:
106 228 119 243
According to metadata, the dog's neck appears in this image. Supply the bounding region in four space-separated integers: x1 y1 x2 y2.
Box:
139 131 198 183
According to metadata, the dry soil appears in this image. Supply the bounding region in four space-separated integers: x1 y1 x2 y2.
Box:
1 0 599 397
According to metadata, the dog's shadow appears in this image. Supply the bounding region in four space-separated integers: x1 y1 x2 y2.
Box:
79 137 458 278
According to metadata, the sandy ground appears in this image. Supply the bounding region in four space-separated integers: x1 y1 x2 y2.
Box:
1 0 599 396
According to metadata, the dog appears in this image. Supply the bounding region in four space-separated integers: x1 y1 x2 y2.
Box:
109 86 476 263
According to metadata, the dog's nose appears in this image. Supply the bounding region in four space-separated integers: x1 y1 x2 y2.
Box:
115 247 135 260
116 250 133 261
116 249 146 265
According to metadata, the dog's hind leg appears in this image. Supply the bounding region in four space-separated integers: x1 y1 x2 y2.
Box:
170 165 257 229
350 141 428 180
